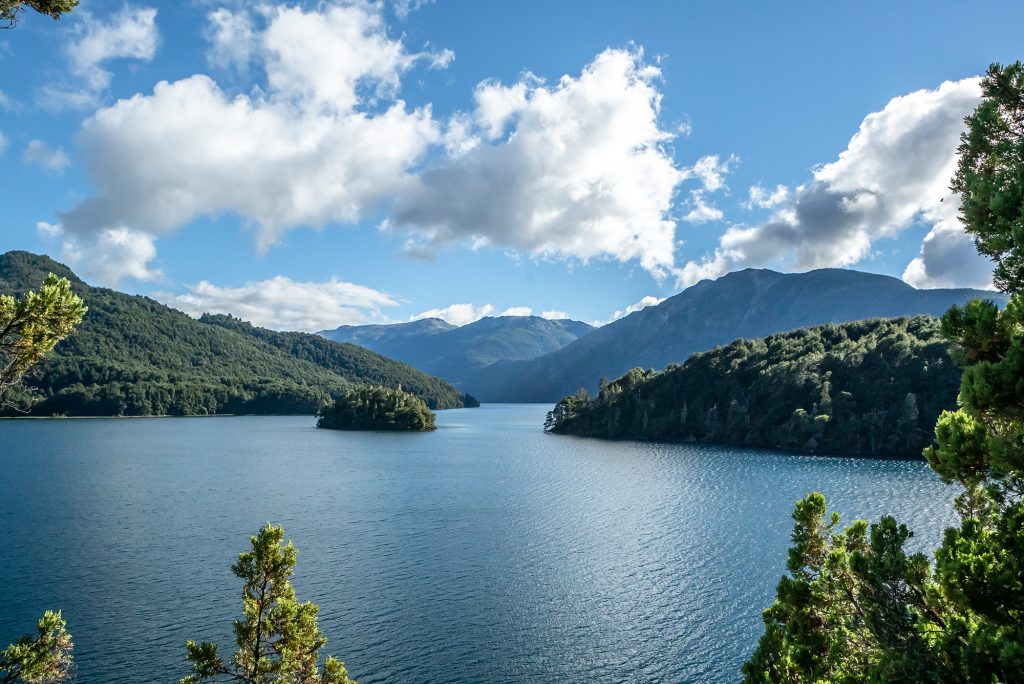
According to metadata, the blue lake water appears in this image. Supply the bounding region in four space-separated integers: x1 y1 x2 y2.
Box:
1 404 957 683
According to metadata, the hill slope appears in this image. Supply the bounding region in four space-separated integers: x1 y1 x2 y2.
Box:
320 315 593 389
545 316 959 457
471 268 1003 402
0 251 468 415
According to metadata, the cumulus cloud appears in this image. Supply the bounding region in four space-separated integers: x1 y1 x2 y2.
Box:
23 140 70 172
40 6 158 109
204 8 255 73
744 183 789 209
410 303 494 326
541 310 568 320
500 306 533 316
163 276 397 332
678 77 984 287
58 2 446 283
902 200 994 289
390 48 688 278
594 294 666 326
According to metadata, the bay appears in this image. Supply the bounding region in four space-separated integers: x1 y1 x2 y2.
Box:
0 404 956 683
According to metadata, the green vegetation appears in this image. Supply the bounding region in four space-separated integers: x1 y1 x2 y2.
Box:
317 385 436 431
1 607 73 683
743 62 1024 683
1 0 76 28
1 272 83 682
0 251 468 416
182 524 356 684
546 315 960 457
1 272 86 404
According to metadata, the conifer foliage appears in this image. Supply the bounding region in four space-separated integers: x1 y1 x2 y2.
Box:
317 385 437 431
744 62 1024 683
181 524 357 684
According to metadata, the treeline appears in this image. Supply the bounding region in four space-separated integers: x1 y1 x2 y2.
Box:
546 316 963 457
318 386 436 431
0 251 469 416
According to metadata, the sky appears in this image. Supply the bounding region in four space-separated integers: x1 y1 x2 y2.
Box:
1 0 1022 331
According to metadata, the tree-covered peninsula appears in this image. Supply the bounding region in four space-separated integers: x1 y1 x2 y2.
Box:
317 386 436 431
0 251 469 416
545 315 964 457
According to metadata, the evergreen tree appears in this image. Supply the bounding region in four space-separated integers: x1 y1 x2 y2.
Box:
744 61 1024 683
0 0 77 28
0 609 73 683
181 524 356 684
0 273 86 404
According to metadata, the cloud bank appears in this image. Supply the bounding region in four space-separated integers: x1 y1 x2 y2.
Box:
164 276 398 332
678 77 993 289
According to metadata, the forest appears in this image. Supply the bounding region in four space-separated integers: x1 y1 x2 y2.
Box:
317 385 437 431
545 315 963 457
0 251 470 416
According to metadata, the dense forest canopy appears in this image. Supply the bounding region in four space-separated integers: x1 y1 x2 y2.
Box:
317 386 436 431
546 315 963 457
0 251 469 416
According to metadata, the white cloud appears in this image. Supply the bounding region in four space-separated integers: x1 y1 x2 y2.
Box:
66 227 161 285
163 276 397 332
0 130 6 156
682 154 736 193
410 303 494 326
541 310 568 320
902 200 994 289
500 306 533 316
23 140 70 172
391 48 687 279
59 2 446 282
682 190 724 224
595 294 666 326
36 221 62 238
204 8 254 73
744 183 789 209
0 90 14 111
678 77 984 287
40 7 159 109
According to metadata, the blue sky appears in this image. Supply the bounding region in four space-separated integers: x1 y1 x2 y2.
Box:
1 0 1021 330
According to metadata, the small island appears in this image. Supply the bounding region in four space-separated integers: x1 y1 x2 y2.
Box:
317 386 437 431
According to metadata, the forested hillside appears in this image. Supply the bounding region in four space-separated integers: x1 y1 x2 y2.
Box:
473 268 1003 402
545 316 959 457
0 251 468 416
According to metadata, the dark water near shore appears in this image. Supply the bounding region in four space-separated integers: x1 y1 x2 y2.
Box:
1 404 956 683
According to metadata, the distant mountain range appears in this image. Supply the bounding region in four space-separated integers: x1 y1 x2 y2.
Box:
319 315 593 389
466 268 1006 402
0 251 470 416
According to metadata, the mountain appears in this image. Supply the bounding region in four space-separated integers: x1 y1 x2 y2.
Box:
0 251 470 415
470 268 1005 402
319 315 593 389
545 316 959 457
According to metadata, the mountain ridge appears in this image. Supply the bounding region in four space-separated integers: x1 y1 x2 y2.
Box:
468 267 1004 402
319 314 594 390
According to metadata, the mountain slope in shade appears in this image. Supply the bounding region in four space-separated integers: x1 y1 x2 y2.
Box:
0 251 469 415
469 268 1006 402
319 315 594 389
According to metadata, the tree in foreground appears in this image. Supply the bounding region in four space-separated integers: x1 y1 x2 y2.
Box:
0 273 87 404
317 385 436 431
0 0 77 28
0 611 73 684
181 523 357 684
0 275 84 682
745 61 1024 683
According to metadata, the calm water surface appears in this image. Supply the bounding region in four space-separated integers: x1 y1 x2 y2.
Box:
1 405 956 683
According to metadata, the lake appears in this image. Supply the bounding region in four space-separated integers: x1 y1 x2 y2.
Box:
0 404 956 683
